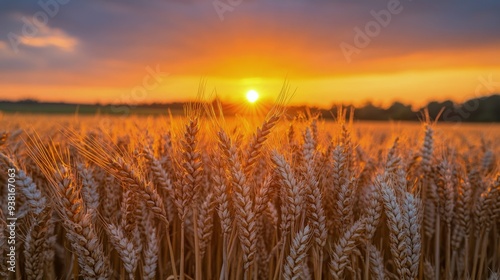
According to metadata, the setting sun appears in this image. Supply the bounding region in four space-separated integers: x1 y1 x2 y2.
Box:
246 90 259 103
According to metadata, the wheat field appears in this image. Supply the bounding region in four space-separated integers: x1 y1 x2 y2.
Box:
0 106 499 280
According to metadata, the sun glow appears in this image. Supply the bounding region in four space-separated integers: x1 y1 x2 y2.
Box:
246 90 259 103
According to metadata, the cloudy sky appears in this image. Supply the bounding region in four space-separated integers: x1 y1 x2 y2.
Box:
1 0 499 107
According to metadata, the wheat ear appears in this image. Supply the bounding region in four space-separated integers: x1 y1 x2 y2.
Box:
283 224 312 280
329 218 366 280
18 170 53 280
378 178 411 280
106 223 139 279
111 157 168 224
218 130 258 272
244 114 280 175
142 214 159 280
367 243 388 280
271 150 303 237
402 191 422 279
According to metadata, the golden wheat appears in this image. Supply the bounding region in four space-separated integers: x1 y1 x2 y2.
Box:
0 107 498 280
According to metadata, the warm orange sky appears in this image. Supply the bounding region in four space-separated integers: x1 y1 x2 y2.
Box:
1 1 499 108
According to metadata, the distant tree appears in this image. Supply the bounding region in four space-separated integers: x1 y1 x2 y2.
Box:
387 102 415 120
19 99 39 104
466 95 500 122
355 102 388 120
425 100 454 120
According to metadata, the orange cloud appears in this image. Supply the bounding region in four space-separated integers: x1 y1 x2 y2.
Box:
18 25 77 51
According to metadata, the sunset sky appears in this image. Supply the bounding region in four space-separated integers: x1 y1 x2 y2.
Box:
1 0 499 108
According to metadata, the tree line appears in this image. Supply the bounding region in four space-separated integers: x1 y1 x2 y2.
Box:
1 94 499 122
